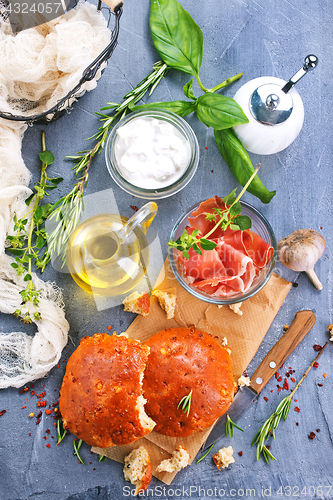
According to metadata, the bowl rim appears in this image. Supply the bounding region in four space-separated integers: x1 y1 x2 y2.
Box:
105 108 200 200
168 199 277 304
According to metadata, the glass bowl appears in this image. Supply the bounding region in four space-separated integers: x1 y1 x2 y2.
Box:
105 109 199 199
168 200 277 304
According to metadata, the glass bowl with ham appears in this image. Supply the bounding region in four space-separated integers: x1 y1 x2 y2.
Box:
168 196 277 304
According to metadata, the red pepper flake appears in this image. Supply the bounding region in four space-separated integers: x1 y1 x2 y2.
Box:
130 205 138 212
53 423 57 426
313 362 319 368
313 344 322 351
283 379 289 390
316 429 320 433
269 430 273 435
291 377 296 383
30 383 34 388
211 170 214 173
296 422 299 426
0 410 6 417
21 406 27 409
45 410 51 415
29 432 31 436
308 432 316 440
285 372 290 378
277 377 282 382
292 282 299 287
205 147 208 150
280 363 284 369
278 387 282 392
294 407 300 413
43 436 47 440
19 389 24 394
46 444 51 448
266 445 270 450
107 326 112 330
264 397 269 402
56 365 60 369
24 387 29 392
275 372 280 379
36 419 41 425
317 383 323 387
323 373 327 378
45 429 50 434
238 451 243 457
294 399 298 402
37 411 42 418
93 468 96 471
270 390 273 393
31 390 35 396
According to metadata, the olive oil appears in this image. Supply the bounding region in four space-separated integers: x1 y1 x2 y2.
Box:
66 213 150 296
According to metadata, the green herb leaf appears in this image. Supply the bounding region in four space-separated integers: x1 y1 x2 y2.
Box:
196 93 248 130
36 235 45 249
214 128 276 204
222 188 237 206
183 79 196 100
39 150 54 165
150 0 203 76
7 248 24 256
131 100 196 117
25 193 35 206
23 273 32 282
234 215 252 230
192 242 202 255
35 206 43 220
230 201 241 217
177 389 192 417
11 262 19 268
199 238 217 251
49 177 64 185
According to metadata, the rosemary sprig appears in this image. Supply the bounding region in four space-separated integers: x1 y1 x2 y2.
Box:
168 165 260 259
73 438 86 465
44 61 169 267
225 414 244 440
195 443 214 464
6 132 62 323
252 342 329 463
177 389 193 417
99 455 108 462
56 416 67 445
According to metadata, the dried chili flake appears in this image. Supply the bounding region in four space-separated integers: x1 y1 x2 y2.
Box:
294 407 300 413
277 377 282 382
36 411 42 418
238 451 243 457
46 444 51 448
316 429 320 433
294 399 298 402
308 432 316 440
266 445 270 450
21 406 27 409
278 387 282 392
264 397 269 402
296 422 299 426
30 383 34 388
313 362 319 368
292 282 299 287
323 373 327 378
283 379 289 390
36 419 41 425
313 344 322 351
45 429 50 434
291 377 296 383
19 389 24 394
275 372 280 379
107 326 112 330
45 410 51 415
31 390 35 396
43 436 47 440
317 383 323 387
286 372 290 378
130 205 138 212
270 390 273 393
24 387 29 392
0 410 6 417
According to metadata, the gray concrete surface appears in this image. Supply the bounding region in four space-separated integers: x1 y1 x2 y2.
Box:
1 0 332 499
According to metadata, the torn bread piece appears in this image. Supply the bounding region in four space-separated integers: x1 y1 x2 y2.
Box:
124 446 152 495
238 375 251 388
152 289 176 319
156 445 190 473
213 446 235 470
229 303 243 316
123 291 150 317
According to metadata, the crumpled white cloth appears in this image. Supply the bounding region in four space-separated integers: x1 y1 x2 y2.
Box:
0 3 111 388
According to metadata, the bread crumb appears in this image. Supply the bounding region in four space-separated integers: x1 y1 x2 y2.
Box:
123 292 150 317
124 446 152 495
328 324 333 342
238 375 250 388
221 337 228 347
229 303 243 316
152 289 176 319
118 332 128 338
213 446 235 470
156 445 190 473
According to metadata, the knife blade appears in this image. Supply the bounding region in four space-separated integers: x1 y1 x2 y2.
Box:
202 309 316 452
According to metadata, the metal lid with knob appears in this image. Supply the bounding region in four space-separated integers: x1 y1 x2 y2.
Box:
233 55 318 154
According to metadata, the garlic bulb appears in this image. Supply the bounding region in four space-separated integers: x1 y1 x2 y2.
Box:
277 229 326 290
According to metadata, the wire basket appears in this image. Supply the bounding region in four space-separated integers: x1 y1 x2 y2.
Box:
0 0 122 124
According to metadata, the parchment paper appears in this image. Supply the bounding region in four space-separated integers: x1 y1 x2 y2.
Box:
92 258 291 485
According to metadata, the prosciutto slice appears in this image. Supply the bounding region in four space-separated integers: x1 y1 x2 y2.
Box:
179 197 274 297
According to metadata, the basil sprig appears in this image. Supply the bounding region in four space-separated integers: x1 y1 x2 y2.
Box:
135 0 276 204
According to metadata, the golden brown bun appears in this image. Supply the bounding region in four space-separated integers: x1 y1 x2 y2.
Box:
59 333 155 448
143 327 234 437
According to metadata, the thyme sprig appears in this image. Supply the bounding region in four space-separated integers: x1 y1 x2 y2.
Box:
225 414 244 440
252 342 329 463
177 389 192 417
44 62 168 267
6 132 62 323
168 165 260 259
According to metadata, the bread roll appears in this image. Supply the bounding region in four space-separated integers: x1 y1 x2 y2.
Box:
59 333 155 447
143 327 234 437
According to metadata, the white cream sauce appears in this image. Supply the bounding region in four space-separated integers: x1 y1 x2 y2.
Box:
114 116 191 189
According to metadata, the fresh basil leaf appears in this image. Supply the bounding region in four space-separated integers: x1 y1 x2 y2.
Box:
131 100 196 117
196 93 248 130
150 0 203 76
199 238 217 251
230 201 241 217
214 128 276 204
192 243 202 256
222 188 237 205
39 150 54 165
183 79 196 100
234 215 252 230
